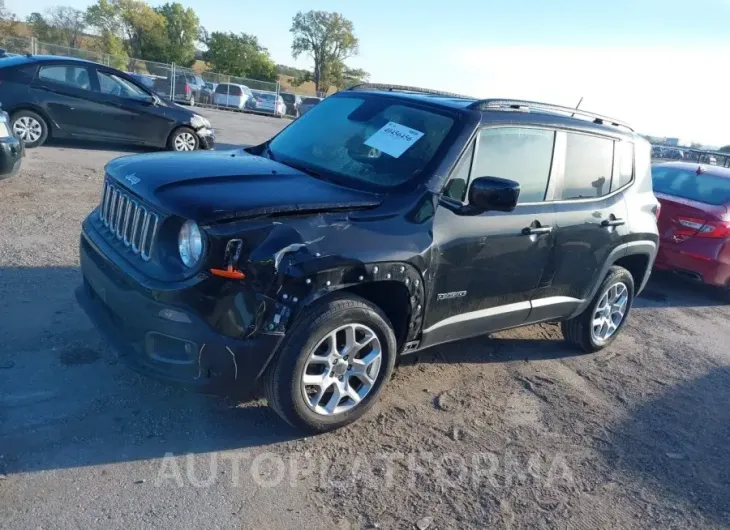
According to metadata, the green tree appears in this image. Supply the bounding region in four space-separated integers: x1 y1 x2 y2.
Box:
27 12 58 43
290 10 359 94
88 28 129 69
332 64 369 90
719 145 730 153
155 2 199 66
203 32 276 81
86 0 167 60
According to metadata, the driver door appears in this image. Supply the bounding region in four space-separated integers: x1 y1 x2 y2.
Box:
421 126 560 349
91 68 168 145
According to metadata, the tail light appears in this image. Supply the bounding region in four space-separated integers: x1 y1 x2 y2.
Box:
676 216 730 238
652 202 661 221
185 85 191 95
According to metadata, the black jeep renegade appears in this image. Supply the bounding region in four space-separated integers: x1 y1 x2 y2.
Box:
76 84 659 433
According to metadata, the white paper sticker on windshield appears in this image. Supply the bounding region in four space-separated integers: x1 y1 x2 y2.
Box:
364 121 425 158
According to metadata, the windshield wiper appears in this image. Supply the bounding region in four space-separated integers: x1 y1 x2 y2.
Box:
284 159 325 179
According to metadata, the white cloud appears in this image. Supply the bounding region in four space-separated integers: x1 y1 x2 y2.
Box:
428 45 730 146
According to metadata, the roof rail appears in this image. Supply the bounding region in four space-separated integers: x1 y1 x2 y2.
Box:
468 99 634 132
347 83 475 100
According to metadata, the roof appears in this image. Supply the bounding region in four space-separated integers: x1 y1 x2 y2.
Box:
345 84 633 134
0 54 99 67
347 84 477 109
654 161 730 178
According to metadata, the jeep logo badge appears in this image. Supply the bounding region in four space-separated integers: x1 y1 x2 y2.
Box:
124 173 140 186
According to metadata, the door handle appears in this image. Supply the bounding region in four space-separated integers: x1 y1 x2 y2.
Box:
522 225 553 236
601 218 626 227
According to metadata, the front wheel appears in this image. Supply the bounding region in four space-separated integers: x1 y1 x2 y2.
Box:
167 127 199 152
11 110 48 148
562 265 635 352
264 294 397 433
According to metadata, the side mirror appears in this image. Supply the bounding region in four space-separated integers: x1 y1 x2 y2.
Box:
468 176 520 212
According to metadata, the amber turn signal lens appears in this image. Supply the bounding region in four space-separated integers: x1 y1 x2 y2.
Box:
210 268 245 280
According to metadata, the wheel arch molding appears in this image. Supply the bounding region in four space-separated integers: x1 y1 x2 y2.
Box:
279 261 426 349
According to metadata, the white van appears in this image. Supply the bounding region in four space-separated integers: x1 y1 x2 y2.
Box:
213 83 253 109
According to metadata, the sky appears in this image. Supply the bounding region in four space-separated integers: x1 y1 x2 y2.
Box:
8 0 730 145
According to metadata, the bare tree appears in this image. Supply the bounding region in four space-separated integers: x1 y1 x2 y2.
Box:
46 6 87 47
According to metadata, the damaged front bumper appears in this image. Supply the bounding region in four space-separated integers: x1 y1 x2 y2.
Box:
76 228 284 396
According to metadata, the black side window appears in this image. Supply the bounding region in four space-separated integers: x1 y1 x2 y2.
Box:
443 142 475 201
472 127 556 204
613 141 634 190
560 133 614 200
3 65 37 83
38 65 92 90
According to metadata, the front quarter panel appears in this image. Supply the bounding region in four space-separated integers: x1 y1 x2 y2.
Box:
204 193 438 342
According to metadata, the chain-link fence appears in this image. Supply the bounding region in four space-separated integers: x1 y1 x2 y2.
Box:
1 35 307 116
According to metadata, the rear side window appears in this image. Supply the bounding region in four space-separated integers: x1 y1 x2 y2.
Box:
560 133 614 200
303 97 320 105
614 141 634 190
472 127 556 204
0 64 37 83
214 83 228 93
651 167 730 206
38 65 92 90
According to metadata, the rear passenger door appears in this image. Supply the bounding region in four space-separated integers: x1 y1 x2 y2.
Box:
30 63 101 137
544 132 631 316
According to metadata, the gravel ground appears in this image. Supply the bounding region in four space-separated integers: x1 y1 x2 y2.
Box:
1 108 729 529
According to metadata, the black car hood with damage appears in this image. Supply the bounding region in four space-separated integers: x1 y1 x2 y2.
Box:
105 149 382 223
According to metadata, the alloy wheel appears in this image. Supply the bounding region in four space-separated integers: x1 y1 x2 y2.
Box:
591 282 629 345
13 116 42 144
301 323 382 416
173 132 197 151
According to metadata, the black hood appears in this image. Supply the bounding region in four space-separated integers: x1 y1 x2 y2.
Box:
104 149 382 223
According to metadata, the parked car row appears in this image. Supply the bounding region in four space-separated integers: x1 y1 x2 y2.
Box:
0 55 215 151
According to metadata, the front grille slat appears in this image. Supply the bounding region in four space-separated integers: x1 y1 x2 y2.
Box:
97 181 160 262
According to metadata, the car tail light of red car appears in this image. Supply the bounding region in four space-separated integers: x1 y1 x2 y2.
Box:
676 216 730 238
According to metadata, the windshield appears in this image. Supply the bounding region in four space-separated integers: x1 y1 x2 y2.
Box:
259 93 276 101
652 166 730 206
268 94 456 189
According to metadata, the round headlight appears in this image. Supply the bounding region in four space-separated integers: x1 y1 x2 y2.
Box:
178 220 203 268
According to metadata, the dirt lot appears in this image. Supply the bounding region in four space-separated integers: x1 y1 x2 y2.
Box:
1 108 729 529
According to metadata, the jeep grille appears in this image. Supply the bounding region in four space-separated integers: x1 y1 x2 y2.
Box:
98 181 159 261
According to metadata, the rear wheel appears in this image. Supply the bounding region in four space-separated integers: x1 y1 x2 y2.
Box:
11 110 48 148
562 266 635 352
167 127 199 152
264 294 397 433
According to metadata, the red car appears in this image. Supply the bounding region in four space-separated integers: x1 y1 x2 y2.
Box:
652 162 730 297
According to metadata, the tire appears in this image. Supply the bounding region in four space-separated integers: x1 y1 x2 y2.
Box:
264 294 397 433
11 110 48 148
562 265 635 353
189 95 195 107
167 127 199 152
